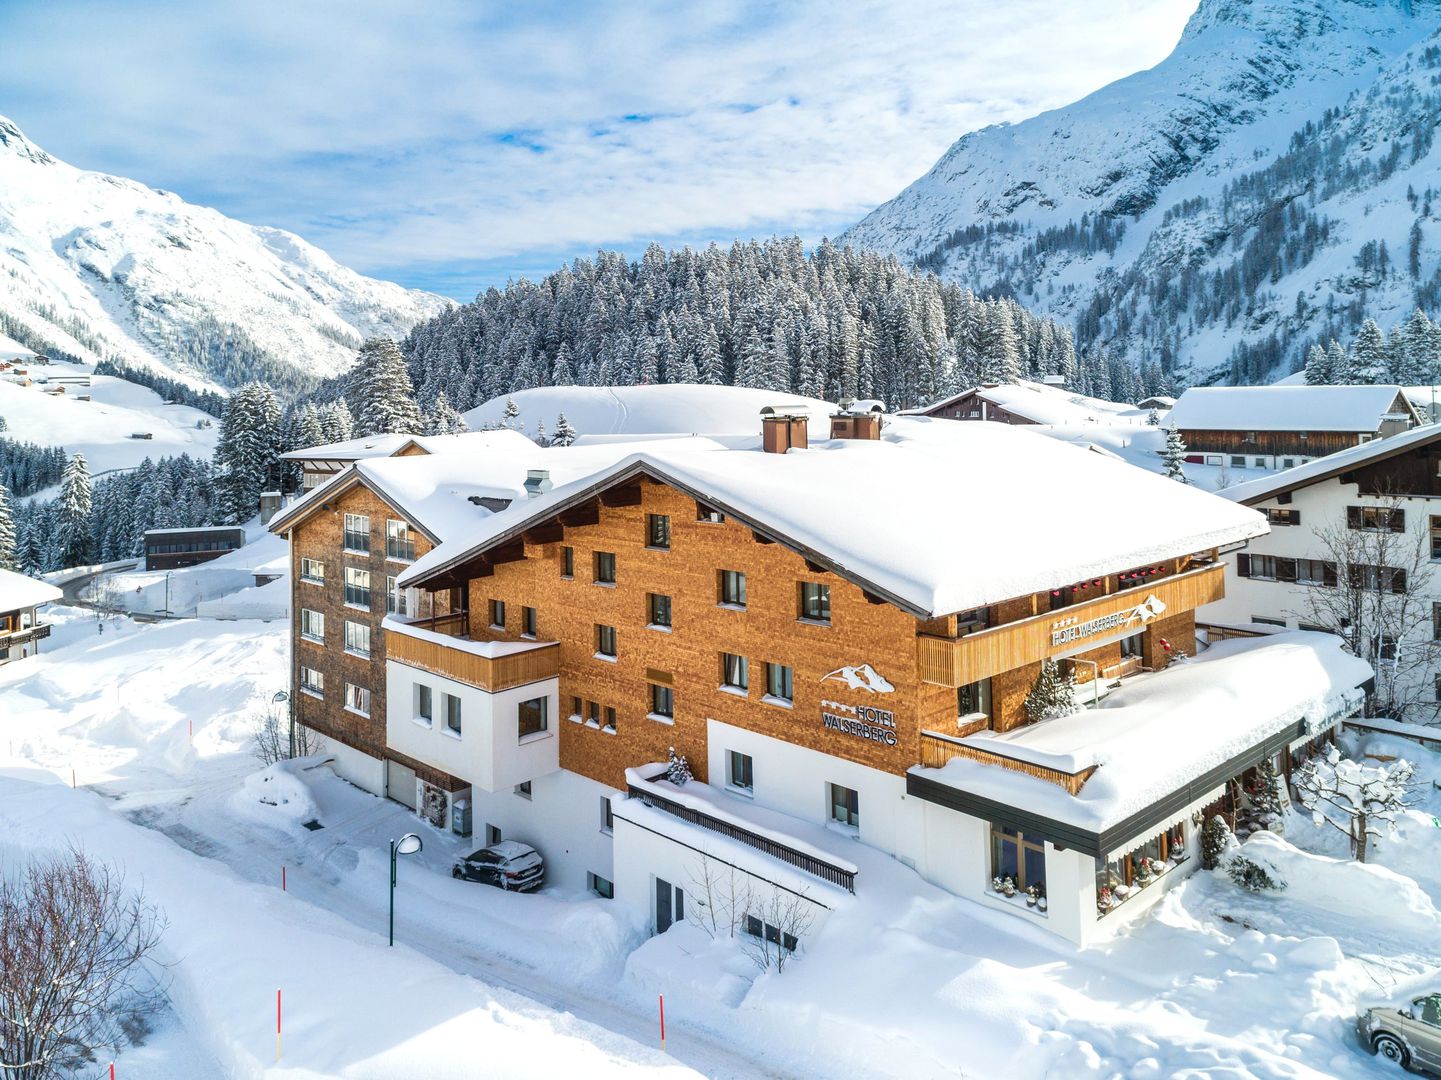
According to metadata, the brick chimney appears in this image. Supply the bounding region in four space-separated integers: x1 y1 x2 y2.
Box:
761 408 809 454
829 398 884 441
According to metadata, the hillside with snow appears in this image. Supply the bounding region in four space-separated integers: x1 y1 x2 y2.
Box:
0 116 450 394
842 0 1441 384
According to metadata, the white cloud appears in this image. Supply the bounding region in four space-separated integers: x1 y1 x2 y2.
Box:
0 0 1198 292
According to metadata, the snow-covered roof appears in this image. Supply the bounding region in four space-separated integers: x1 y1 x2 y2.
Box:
463 384 836 438
279 432 414 462
1167 384 1414 432
0 567 62 611
917 632 1370 837
401 416 1268 618
1220 421 1441 505
907 381 1147 426
280 428 538 464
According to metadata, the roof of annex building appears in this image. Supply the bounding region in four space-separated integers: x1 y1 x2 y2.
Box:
1220 421 1441 505
0 567 63 611
1167 384 1414 433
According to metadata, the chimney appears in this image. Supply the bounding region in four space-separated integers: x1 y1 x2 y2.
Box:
524 469 553 499
829 399 885 441
761 408 809 454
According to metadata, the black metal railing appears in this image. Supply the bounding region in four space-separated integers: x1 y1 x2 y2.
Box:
628 782 856 893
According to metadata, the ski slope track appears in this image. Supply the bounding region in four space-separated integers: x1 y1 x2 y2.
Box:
0 116 450 393
842 0 1441 383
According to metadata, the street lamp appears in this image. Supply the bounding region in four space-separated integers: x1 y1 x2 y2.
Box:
270 690 291 759
389 833 423 947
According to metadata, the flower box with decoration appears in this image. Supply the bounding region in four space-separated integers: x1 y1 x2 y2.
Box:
1096 886 1115 916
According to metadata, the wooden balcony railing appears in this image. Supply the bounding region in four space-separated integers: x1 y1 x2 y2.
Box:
918 562 1225 687
0 623 50 646
919 730 1095 795
387 628 558 692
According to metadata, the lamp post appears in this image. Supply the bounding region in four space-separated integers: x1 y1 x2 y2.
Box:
271 690 291 759
389 833 423 947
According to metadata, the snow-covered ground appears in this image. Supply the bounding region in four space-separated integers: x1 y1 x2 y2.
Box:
0 358 219 479
1023 421 1281 493
4 608 1441 1077
87 524 290 618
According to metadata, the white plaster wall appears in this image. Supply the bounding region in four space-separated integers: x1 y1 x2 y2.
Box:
307 726 386 796
460 769 620 894
385 660 558 791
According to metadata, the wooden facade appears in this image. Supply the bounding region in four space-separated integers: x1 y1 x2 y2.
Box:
387 631 559 693
1177 428 1366 459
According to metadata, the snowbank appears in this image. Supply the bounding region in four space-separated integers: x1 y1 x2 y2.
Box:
229 760 322 831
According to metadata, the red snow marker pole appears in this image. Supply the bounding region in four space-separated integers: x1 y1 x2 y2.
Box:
109 1064 114 1080
659 993 666 1052
276 987 282 1061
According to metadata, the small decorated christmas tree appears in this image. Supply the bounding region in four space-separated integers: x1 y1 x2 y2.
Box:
1240 759 1286 837
666 746 692 786
1201 815 1236 870
1024 659 1079 723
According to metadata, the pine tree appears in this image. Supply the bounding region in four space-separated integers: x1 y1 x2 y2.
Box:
1146 408 1160 426
552 413 577 447
57 453 93 568
1240 759 1286 837
215 382 282 524
319 399 355 443
427 391 468 435
352 337 424 436
1024 659 1078 723
1303 343 1333 385
0 480 15 571
666 746 692 786
1162 425 1189 483
1326 339 1351 383
1350 319 1390 384
1200 815 1237 871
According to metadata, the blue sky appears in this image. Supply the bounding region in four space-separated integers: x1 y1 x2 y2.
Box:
0 0 1198 300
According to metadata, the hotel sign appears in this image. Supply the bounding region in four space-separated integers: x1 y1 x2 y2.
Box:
821 701 898 746
1049 594 1166 648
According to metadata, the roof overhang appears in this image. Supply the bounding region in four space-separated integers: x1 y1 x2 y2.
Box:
266 467 443 545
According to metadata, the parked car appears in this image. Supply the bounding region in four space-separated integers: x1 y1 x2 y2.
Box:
1357 993 1441 1073
451 840 544 892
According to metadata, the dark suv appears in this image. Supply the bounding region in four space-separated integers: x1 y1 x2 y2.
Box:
451 841 544 892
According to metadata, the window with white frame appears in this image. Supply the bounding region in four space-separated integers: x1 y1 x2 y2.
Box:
518 696 548 738
344 620 371 657
300 666 324 695
415 683 433 724
343 513 370 553
344 566 371 609
727 750 753 792
444 693 462 734
386 518 415 561
718 569 747 607
299 557 324 584
344 683 370 716
720 652 748 692
765 662 794 703
300 608 325 643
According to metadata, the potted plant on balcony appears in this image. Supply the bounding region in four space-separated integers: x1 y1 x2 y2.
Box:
1002 876 1016 898
991 875 1005 893
1026 883 1044 908
1096 886 1114 915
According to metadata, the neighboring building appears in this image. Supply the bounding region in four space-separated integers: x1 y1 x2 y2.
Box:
905 381 1147 427
143 526 246 571
1199 422 1441 718
273 407 1370 948
1168 385 1420 471
0 568 62 665
280 429 537 492
1137 395 1176 411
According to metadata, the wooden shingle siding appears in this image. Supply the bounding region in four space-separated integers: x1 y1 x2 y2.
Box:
388 634 559 692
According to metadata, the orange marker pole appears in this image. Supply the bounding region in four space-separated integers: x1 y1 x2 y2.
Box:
659 993 666 1052
276 987 282 1061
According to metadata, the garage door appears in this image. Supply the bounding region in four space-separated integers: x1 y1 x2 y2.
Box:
386 759 418 809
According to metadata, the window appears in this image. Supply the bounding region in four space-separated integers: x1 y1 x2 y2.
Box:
727 750 753 792
344 566 371 609
385 519 415 562
520 606 537 637
648 593 672 628
300 666 324 695
603 706 616 732
344 620 371 658
344 683 370 716
561 546 574 578
601 796 614 834
1351 563 1408 594
489 598 506 629
1435 673 1441 703
1253 457 1266 469
720 652 749 692
588 700 601 725
1238 554 1277 580
1096 823 1186 913
588 872 614 899
571 695 582 719
300 557 324 584
514 780 533 800
595 624 617 659
744 914 798 953
1263 508 1300 526
343 513 370 553
718 569 747 607
486 824 502 846
594 551 616 585
957 678 991 721
518 696 548 738
1432 516 1441 561
696 501 726 524
1348 505 1405 532
1230 455 1246 468
416 684 433 724
650 683 674 719
799 582 831 623
300 608 325 643
1434 602 1441 642
1373 634 1399 662
991 824 1046 894
1296 558 1335 586
647 513 671 549
444 693 462 735
1120 632 1144 659
765 663 794 704
828 783 859 829
1244 431 1257 442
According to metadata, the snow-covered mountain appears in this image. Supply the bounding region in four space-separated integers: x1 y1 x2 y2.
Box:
0 116 449 394
841 0 1441 384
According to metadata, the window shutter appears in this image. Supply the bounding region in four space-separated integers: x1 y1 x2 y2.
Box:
1236 554 1251 578
1346 506 1362 529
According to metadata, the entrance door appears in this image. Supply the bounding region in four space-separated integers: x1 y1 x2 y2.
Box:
654 878 684 933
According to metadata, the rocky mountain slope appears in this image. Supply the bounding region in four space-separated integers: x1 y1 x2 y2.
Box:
0 116 449 394
842 0 1441 384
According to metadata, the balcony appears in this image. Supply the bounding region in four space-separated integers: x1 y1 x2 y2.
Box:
918 563 1225 687
0 622 51 647
384 616 557 692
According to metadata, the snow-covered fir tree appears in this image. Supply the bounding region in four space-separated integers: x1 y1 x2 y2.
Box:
56 453 93 568
318 399 355 443
1350 318 1390 384
666 747 692 786
0 480 15 571
1023 659 1078 723
1240 759 1286 837
552 413 577 447
427 391 468 435
352 337 424 436
501 397 521 432
1146 408 1160 426
215 382 282 523
1162 426 1189 484
1303 343 1333 385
